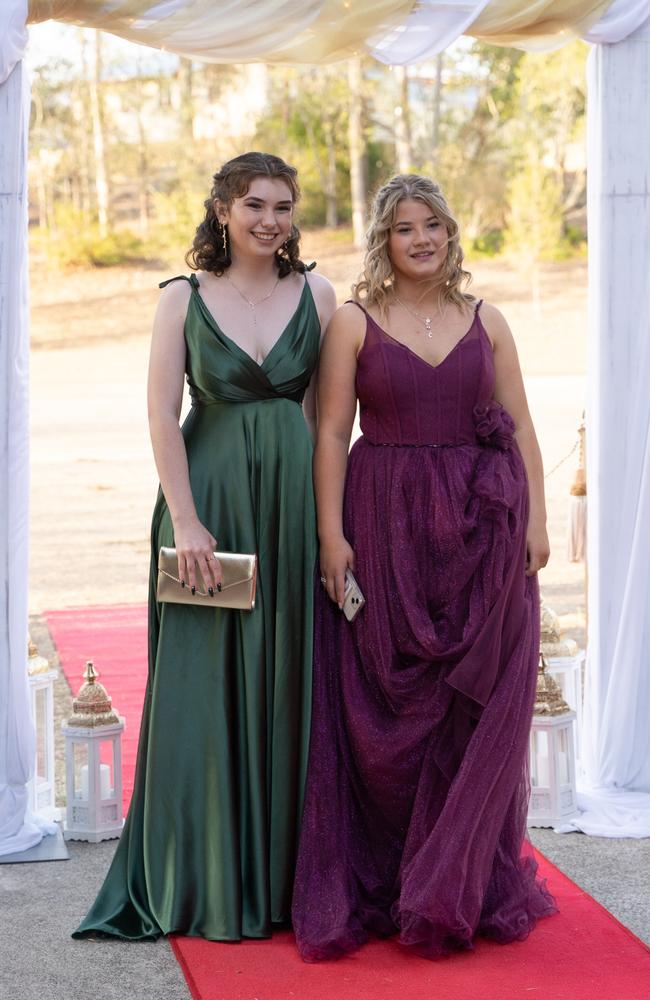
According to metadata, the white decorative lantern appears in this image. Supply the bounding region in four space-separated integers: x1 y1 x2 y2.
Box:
528 656 579 829
26 637 59 821
62 660 125 842
540 599 586 759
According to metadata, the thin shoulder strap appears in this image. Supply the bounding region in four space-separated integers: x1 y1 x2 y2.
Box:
159 274 199 290
474 298 484 314
345 298 367 314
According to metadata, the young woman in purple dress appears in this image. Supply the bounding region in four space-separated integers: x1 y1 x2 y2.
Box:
292 174 557 960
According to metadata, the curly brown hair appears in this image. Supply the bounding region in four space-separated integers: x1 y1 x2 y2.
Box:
185 152 309 278
353 174 474 316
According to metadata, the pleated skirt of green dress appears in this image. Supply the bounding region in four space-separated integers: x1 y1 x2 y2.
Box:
73 397 316 940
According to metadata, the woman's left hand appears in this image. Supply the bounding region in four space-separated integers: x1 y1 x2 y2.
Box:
526 521 550 576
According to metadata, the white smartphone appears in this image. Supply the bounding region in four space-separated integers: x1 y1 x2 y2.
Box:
342 569 366 622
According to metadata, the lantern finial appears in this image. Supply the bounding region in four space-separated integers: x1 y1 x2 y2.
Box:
27 634 51 675
67 659 120 728
534 655 572 716
540 598 578 658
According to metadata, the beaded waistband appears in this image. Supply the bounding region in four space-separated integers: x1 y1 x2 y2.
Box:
364 438 475 449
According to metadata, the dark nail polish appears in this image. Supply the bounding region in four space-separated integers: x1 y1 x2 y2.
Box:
208 587 214 597
181 580 186 588
191 586 196 595
217 582 222 592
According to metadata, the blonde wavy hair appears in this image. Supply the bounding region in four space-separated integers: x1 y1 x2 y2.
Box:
353 174 473 316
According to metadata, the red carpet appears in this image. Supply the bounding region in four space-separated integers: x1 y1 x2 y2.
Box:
171 858 650 1000
47 603 650 1000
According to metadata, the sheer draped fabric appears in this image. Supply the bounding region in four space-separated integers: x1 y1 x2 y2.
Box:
564 28 650 839
582 0 650 41
0 59 57 856
21 0 649 65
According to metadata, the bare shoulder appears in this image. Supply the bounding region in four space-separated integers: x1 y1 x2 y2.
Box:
156 276 192 322
305 269 334 293
306 269 337 308
327 300 366 345
476 299 514 348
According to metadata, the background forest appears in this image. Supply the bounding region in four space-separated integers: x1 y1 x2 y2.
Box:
28 29 588 270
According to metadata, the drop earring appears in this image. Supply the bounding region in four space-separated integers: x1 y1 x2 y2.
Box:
220 222 228 257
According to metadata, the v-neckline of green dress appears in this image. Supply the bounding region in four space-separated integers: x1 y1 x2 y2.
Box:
189 275 310 372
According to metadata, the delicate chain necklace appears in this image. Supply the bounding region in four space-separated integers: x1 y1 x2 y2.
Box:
225 271 280 328
393 294 439 339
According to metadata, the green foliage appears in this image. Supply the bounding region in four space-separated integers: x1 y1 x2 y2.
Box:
564 224 587 252
27 36 589 267
149 185 204 255
504 155 564 261
84 229 147 267
33 206 147 268
501 41 588 261
471 230 504 258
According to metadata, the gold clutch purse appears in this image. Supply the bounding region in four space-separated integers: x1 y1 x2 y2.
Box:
156 547 258 611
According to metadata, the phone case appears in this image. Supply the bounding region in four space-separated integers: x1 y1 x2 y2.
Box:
342 569 366 622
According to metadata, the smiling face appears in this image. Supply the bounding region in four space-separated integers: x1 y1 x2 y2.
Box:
388 198 450 284
217 176 294 261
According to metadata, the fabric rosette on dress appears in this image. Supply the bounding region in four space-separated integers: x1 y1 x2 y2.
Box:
473 400 516 451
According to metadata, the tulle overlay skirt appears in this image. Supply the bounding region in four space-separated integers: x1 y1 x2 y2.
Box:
292 438 557 960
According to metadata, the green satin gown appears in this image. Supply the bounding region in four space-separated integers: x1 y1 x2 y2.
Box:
73 273 320 941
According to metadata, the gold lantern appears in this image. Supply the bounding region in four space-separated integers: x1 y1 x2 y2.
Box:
540 598 585 760
528 655 579 829
62 660 125 842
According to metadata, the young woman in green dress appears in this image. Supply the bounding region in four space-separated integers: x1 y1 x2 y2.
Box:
74 152 336 941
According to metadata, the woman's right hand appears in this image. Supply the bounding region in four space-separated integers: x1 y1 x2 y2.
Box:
173 517 222 595
319 536 355 609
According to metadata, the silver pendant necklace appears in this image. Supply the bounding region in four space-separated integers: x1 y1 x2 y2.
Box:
394 294 434 338
225 271 280 329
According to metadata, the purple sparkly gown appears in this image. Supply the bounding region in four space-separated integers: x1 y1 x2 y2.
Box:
292 301 557 960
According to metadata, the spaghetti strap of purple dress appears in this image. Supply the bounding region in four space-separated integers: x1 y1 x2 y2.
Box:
292 301 557 961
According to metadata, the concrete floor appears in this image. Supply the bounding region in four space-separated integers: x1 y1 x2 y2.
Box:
2 820 648 1000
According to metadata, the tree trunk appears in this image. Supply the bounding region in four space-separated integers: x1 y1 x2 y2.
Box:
432 53 443 159
394 65 412 173
35 155 48 231
348 57 366 248
135 75 149 236
76 31 93 222
88 30 110 236
178 57 195 146
324 122 338 228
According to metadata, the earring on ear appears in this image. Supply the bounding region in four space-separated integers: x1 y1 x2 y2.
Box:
220 222 228 257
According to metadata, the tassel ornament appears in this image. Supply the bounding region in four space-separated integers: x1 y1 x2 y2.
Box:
567 419 586 563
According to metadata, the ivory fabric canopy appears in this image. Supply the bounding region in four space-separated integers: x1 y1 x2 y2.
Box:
1 0 650 857
17 0 650 64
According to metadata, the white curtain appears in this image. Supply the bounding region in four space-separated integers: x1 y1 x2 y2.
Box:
0 50 57 856
0 0 28 81
583 0 650 40
561 18 650 837
24 0 650 61
372 1 492 63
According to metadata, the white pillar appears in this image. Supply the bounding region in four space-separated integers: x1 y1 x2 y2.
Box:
577 17 650 836
0 60 54 855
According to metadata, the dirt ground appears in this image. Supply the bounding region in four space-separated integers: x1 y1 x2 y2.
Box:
28 232 587 650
